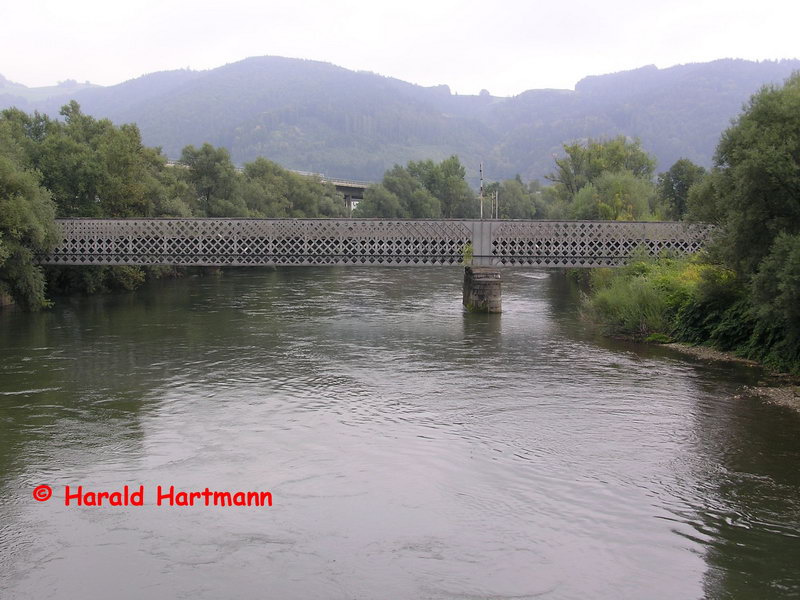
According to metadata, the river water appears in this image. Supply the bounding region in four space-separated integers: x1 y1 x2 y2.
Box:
1 268 798 599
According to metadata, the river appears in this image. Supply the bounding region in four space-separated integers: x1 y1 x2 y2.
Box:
1 267 798 599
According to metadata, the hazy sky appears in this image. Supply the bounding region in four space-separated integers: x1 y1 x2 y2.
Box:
3 0 798 96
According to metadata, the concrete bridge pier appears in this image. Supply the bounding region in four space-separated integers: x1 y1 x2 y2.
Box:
463 267 502 313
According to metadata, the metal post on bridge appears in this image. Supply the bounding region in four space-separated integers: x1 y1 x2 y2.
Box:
479 162 484 220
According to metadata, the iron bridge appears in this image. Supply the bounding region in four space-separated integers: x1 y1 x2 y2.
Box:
42 219 712 268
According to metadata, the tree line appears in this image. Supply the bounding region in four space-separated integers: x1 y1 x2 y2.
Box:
0 101 347 308
356 134 704 222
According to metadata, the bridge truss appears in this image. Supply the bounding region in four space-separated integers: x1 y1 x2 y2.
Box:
43 219 712 268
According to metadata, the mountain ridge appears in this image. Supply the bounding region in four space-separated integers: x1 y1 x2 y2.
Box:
2 56 798 182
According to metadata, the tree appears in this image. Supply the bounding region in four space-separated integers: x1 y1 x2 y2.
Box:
429 156 475 218
546 136 656 203
543 137 658 219
180 143 246 216
697 73 800 275
484 177 546 219
240 157 292 217
0 122 59 309
751 233 800 350
144 150 194 217
357 156 475 218
7 102 168 218
570 171 655 220
657 159 706 220
683 73 800 371
382 165 439 218
355 185 406 218
1 103 200 297
284 172 346 218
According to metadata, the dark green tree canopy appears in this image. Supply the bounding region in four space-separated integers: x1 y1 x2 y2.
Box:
690 73 800 274
180 143 245 216
355 156 475 218
657 158 706 220
0 121 59 309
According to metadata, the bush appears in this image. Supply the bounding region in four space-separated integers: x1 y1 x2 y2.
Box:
751 232 800 344
584 256 709 338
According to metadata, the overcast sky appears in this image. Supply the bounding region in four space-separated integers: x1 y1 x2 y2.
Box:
3 0 798 96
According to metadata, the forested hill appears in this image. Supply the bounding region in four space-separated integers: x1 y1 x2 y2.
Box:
2 57 798 181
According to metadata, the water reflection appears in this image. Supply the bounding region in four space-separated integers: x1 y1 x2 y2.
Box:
0 267 798 599
685 381 800 599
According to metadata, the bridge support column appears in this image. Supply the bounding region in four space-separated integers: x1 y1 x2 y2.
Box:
463 267 502 313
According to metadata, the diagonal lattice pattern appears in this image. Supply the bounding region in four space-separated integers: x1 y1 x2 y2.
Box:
45 219 473 266
42 219 712 268
490 221 713 267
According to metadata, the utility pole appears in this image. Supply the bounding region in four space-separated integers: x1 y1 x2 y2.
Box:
479 162 484 220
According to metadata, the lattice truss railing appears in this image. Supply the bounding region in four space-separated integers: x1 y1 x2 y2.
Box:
489 221 713 267
45 219 473 266
43 219 712 267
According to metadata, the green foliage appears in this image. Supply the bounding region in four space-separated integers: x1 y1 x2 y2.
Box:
688 73 800 372
587 273 670 337
408 156 475 217
645 333 672 343
751 232 800 349
44 264 146 295
685 169 725 225
462 242 473 266
383 165 440 218
584 257 704 338
656 158 706 220
543 137 659 221
1 101 185 219
546 136 656 201
569 170 655 220
585 251 800 373
180 143 246 217
355 156 475 218
357 185 406 218
670 265 751 350
240 157 292 217
0 122 59 310
692 73 800 274
483 177 546 219
239 157 345 218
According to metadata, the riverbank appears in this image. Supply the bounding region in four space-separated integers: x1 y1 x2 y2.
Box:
579 254 800 377
665 342 800 413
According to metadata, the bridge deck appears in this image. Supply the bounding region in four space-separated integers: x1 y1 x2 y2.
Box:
42 219 712 268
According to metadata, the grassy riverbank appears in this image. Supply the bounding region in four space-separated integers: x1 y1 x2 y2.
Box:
580 255 800 376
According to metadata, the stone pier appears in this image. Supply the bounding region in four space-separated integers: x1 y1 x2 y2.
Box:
463 267 502 313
